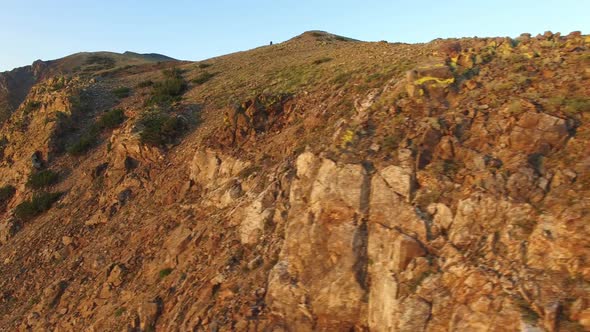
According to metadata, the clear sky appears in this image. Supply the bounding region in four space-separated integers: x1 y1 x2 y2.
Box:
1 0 588 71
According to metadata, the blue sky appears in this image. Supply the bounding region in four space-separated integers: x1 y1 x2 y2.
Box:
1 0 588 71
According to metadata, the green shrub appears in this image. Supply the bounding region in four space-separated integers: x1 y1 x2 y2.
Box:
191 72 215 85
51 79 65 91
114 307 126 317
514 296 540 324
112 87 131 99
98 109 126 129
27 170 59 189
14 191 61 221
197 63 212 69
138 111 185 146
137 80 154 88
0 185 16 207
158 268 173 279
23 101 41 114
546 97 590 115
66 126 99 156
238 165 262 179
86 55 116 68
382 134 402 150
147 69 187 105
506 100 524 115
312 57 332 65
564 97 590 114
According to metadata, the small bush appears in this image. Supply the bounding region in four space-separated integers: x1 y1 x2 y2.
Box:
238 165 262 179
332 71 352 85
506 100 524 115
86 55 116 68
312 57 332 65
98 109 126 129
23 101 41 114
27 170 59 189
514 296 540 324
191 72 215 85
137 80 154 88
114 307 126 317
14 191 61 221
158 268 173 279
147 69 187 105
382 134 402 150
66 126 99 156
0 185 16 207
112 87 131 99
564 98 590 114
138 111 186 146
197 63 212 69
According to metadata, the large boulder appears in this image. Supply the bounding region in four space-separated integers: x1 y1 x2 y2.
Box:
509 111 569 155
267 152 369 330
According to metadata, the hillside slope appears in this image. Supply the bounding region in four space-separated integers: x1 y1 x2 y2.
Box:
0 51 176 125
0 30 589 331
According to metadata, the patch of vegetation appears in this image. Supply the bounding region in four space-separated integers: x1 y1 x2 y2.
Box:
66 109 126 156
514 296 540 324
23 101 41 114
312 57 332 65
273 65 318 92
382 134 403 150
506 100 525 115
431 160 463 177
112 87 131 99
340 129 356 148
114 307 126 317
138 110 186 146
85 55 116 71
564 98 590 114
50 78 66 91
66 126 99 156
365 72 385 83
14 191 61 221
158 268 173 279
0 185 16 207
147 68 187 105
191 71 215 85
27 170 59 189
238 165 262 179
197 63 212 69
332 71 353 86
97 109 126 129
546 96 590 115
414 188 442 209
137 80 154 88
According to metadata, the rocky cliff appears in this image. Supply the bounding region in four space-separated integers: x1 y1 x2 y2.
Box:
0 31 589 331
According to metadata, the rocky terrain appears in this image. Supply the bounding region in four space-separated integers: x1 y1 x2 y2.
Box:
0 30 589 331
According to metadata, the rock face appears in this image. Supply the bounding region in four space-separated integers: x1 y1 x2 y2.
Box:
266 150 587 331
267 152 369 330
509 111 569 155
